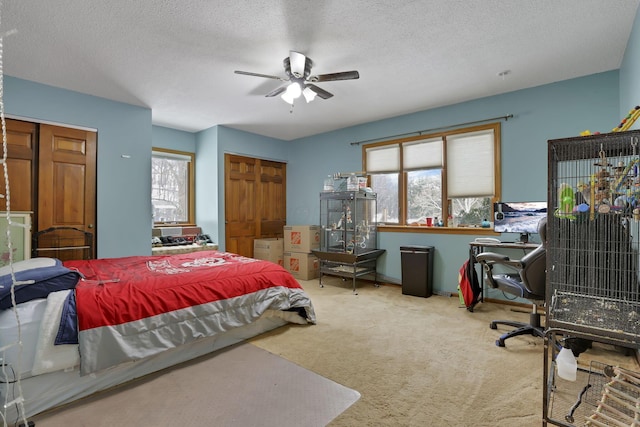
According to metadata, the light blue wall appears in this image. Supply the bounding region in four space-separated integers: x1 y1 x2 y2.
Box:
152 125 196 152
286 71 620 294
620 5 640 129
195 126 219 242
5 76 152 258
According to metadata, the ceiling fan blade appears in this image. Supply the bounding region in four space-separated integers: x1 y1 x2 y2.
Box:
265 85 288 97
306 84 333 99
310 71 360 82
234 70 287 81
289 51 307 78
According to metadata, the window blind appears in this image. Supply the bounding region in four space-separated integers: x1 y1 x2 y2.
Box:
366 145 400 173
402 137 443 170
446 129 494 197
152 150 193 162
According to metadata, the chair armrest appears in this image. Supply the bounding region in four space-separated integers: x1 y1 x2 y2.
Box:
475 252 523 269
475 251 510 263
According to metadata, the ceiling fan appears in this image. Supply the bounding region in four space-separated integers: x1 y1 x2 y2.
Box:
234 51 359 104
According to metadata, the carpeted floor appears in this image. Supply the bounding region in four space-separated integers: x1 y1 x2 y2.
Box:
28 276 640 426
30 343 360 426
250 277 639 426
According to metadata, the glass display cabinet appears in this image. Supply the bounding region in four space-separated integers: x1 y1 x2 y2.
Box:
312 191 385 294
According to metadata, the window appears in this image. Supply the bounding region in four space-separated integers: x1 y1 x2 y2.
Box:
364 123 500 228
152 148 195 224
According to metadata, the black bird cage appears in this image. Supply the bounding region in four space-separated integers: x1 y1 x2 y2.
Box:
547 129 640 348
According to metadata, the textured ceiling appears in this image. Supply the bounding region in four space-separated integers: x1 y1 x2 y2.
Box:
2 0 639 141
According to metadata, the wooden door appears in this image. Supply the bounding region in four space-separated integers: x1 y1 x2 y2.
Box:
225 154 286 257
258 160 286 236
36 124 97 260
2 119 36 212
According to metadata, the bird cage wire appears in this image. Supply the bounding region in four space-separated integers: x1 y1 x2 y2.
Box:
547 130 640 347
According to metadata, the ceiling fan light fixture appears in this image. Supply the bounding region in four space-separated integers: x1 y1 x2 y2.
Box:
281 82 302 104
302 87 317 103
281 91 295 105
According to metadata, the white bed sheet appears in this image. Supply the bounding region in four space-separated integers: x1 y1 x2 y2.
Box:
31 290 79 375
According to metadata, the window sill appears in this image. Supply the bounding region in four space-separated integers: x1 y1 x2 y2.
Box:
378 225 499 235
154 223 198 227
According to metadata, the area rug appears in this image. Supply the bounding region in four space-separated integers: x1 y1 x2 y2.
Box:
30 343 361 427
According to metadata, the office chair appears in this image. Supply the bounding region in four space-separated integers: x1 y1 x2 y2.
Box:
475 217 547 347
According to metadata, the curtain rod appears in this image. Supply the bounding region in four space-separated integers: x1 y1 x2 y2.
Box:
349 113 514 146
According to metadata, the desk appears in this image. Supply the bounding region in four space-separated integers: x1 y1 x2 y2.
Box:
468 241 538 304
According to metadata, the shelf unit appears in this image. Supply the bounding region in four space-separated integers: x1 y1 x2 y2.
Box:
312 191 384 293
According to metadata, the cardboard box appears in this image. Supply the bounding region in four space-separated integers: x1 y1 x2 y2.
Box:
284 252 319 280
283 225 320 253
253 238 284 266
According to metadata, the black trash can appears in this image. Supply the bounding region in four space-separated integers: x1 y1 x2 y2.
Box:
400 246 434 297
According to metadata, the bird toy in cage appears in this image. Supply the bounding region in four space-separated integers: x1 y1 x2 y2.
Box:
592 147 612 217
613 105 640 132
586 366 640 427
612 139 640 212
580 105 640 136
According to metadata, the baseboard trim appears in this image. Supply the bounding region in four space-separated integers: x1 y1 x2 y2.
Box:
483 297 534 309
376 274 401 286
483 297 546 315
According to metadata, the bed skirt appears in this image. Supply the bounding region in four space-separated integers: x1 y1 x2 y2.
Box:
1 314 290 421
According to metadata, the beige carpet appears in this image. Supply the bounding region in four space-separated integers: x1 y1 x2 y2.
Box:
250 277 639 427
30 343 360 427
28 276 640 426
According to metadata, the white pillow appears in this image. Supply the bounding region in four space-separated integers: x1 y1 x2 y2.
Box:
31 290 80 375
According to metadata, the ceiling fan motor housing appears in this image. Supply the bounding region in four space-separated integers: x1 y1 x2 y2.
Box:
284 56 312 79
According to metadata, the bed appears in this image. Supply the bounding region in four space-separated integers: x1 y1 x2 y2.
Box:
0 250 316 422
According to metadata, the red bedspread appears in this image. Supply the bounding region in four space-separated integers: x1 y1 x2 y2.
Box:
64 251 315 374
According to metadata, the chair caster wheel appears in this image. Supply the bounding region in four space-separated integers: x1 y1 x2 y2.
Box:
489 322 497 330
496 339 505 347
